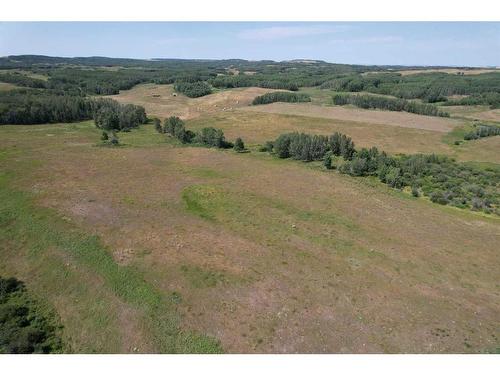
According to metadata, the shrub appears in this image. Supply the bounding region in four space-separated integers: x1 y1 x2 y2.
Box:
153 117 162 133
274 133 293 158
0 276 62 354
323 153 333 169
259 141 274 152
234 137 245 152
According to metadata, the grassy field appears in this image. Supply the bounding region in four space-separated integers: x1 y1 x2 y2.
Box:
108 83 279 120
441 105 500 123
241 102 462 132
1 117 499 353
0 82 18 91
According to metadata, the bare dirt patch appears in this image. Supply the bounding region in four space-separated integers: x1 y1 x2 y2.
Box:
241 102 462 133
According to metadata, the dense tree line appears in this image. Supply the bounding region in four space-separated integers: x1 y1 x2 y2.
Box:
332 93 450 117
252 92 311 105
442 92 500 109
173 81 213 98
2 56 498 102
0 55 380 76
209 75 299 91
321 72 500 103
0 90 94 124
0 276 63 353
263 131 499 214
463 124 500 140
0 91 146 127
0 73 47 89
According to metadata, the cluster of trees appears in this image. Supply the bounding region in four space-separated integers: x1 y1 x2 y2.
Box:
272 131 355 161
263 131 499 214
0 72 46 89
0 67 207 96
0 276 62 354
442 92 500 109
252 92 311 105
93 99 147 143
0 90 147 129
463 124 500 141
0 90 95 124
173 81 212 98
332 93 450 117
158 116 236 149
161 116 194 143
209 75 299 91
321 72 500 103
340 151 499 214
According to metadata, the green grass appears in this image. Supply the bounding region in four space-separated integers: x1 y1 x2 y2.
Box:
442 123 474 146
180 265 227 288
0 156 222 353
181 183 360 254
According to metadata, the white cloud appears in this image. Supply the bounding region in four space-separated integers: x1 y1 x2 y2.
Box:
238 25 349 41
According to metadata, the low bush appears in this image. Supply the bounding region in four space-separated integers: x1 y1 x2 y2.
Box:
234 137 245 152
0 276 63 354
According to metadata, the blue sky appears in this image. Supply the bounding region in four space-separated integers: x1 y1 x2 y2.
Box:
0 22 499 66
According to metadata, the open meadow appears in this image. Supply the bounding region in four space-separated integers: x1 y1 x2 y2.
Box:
1 55 499 354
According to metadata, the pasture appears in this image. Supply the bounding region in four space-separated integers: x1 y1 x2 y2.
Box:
1 57 499 353
1 109 499 353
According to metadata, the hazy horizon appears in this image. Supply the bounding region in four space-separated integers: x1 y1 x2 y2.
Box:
1 22 499 67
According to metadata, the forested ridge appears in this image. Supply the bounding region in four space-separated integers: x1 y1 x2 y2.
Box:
1 55 499 104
